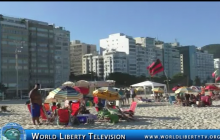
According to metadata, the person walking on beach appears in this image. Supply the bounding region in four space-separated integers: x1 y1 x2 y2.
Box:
29 83 42 125
130 86 136 102
125 88 130 104
119 88 125 105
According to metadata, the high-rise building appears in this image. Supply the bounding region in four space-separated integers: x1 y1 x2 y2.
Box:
156 42 181 78
178 46 214 83
0 15 29 94
28 19 55 89
82 50 127 80
0 14 70 95
134 37 163 77
54 27 70 87
100 33 137 76
214 58 220 72
82 53 104 79
103 50 127 79
70 40 96 75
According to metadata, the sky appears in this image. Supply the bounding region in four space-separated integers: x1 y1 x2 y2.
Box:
0 2 219 50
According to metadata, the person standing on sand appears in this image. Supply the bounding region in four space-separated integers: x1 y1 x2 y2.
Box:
29 83 42 125
130 86 136 102
125 88 130 104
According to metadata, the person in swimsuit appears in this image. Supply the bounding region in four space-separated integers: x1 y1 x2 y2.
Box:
29 83 42 125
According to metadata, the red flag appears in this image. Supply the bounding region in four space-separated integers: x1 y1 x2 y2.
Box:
147 62 155 70
147 59 164 76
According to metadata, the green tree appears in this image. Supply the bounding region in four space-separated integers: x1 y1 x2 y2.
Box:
69 72 75 81
206 76 211 83
194 76 201 86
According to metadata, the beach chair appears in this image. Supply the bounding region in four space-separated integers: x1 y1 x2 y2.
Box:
120 101 137 116
57 108 70 125
43 103 51 112
71 101 80 116
40 106 54 124
27 104 31 113
51 106 57 112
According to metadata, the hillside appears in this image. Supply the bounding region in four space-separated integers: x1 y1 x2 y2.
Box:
201 44 220 58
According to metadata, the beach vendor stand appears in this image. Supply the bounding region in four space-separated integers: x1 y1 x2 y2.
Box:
131 81 167 101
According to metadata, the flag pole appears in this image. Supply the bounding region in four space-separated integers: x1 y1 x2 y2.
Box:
164 71 170 95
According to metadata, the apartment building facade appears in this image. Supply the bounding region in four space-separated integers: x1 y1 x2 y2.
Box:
54 27 70 87
103 50 127 79
214 58 220 72
196 48 214 82
100 33 137 76
82 54 104 79
156 42 181 78
134 37 163 77
178 46 214 83
0 14 70 95
0 15 29 93
28 19 55 89
70 40 97 76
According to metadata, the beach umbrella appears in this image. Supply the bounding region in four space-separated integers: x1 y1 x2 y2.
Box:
75 80 90 88
62 81 75 87
73 86 89 95
93 87 119 101
205 85 219 90
47 86 83 100
172 85 181 91
44 97 57 103
175 87 199 94
152 87 164 93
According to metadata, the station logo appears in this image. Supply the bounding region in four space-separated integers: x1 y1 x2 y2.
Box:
0 122 26 140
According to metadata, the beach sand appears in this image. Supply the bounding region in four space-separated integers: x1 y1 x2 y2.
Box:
0 99 220 129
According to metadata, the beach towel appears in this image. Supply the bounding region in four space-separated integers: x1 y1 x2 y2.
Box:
31 103 41 118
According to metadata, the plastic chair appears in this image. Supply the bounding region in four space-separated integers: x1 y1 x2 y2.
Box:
71 101 80 116
51 106 57 112
43 103 50 112
120 101 137 115
57 109 70 125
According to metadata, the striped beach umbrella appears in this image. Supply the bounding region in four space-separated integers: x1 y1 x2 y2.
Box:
48 86 83 100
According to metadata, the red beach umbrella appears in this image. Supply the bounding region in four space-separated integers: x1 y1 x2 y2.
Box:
73 86 89 95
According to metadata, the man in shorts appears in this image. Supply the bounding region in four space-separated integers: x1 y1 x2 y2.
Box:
29 83 42 125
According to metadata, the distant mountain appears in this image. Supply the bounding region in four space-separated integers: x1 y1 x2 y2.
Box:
201 44 220 58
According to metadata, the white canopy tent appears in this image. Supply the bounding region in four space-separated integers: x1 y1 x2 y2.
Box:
131 81 167 98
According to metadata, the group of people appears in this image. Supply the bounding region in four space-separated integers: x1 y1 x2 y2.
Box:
28 83 86 125
117 86 137 105
176 90 218 106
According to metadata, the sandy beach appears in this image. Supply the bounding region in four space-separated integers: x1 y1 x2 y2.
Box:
0 99 220 129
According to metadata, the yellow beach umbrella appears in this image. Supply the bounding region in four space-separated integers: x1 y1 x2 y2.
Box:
152 88 164 93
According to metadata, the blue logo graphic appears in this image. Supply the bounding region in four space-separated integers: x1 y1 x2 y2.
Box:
0 122 26 140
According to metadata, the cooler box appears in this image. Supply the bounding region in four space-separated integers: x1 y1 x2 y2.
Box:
77 115 88 123
77 114 97 123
